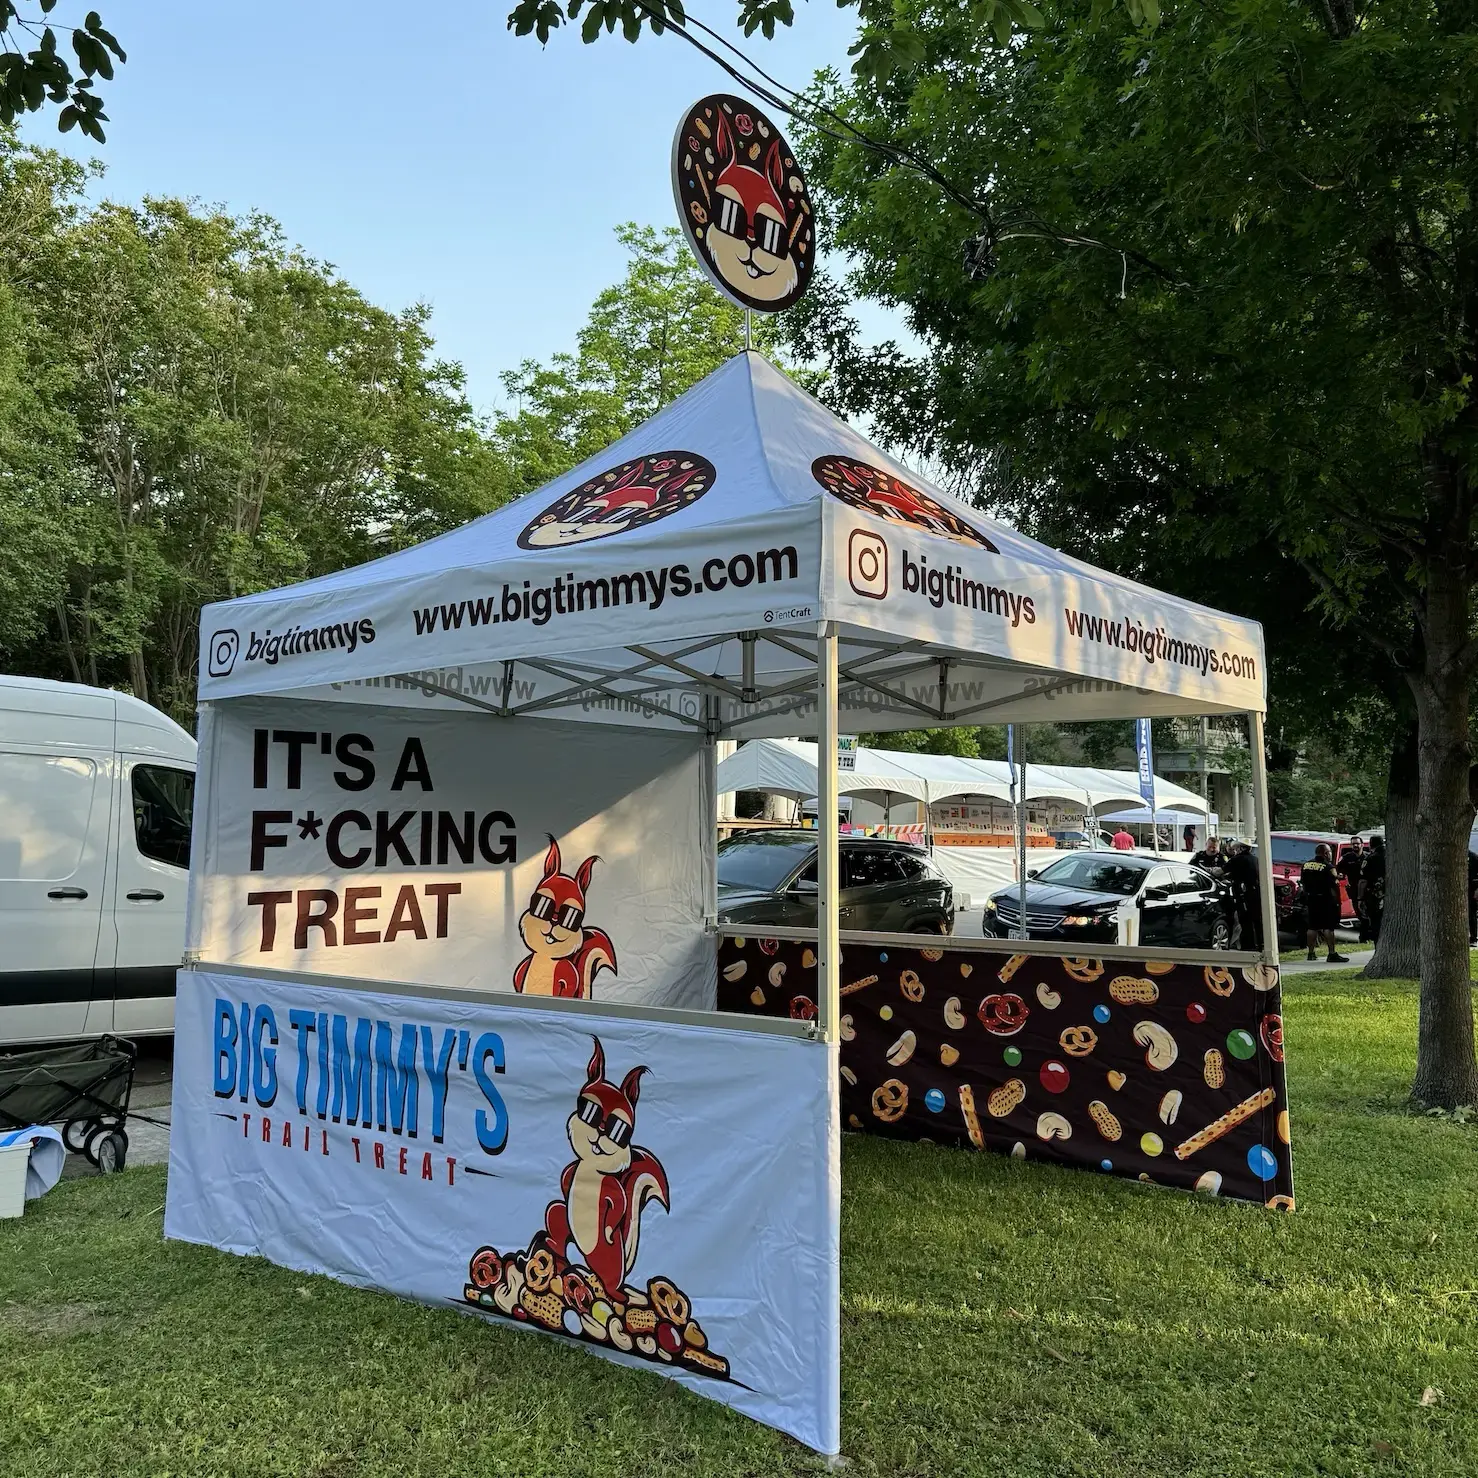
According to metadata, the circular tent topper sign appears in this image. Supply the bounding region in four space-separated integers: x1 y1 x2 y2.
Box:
812 455 999 551
517 451 716 550
672 93 815 314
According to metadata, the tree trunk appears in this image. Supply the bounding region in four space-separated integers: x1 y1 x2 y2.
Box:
54 598 83 686
1408 451 1478 1108
1362 720 1419 980
129 648 149 704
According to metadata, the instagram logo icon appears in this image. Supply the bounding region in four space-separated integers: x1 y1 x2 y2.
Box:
206 628 240 677
848 529 888 600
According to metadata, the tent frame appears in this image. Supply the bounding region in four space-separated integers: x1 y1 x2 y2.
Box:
392 630 1105 740
373 624 1278 1051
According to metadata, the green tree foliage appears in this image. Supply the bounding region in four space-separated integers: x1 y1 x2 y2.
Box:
503 0 1085 87
787 0 1478 1104
0 133 511 721
494 223 790 493
1 4 124 140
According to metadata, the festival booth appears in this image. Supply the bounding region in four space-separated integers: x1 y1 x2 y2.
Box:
165 348 1292 1459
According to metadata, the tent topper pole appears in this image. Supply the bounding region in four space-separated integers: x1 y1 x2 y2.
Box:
817 623 841 1045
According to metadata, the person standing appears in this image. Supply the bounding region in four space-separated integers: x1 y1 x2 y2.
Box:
1467 848 1478 945
1226 841 1262 952
1300 844 1348 963
1111 826 1135 851
1361 834 1386 943
1191 836 1224 874
1183 823 1197 852
1336 838 1365 941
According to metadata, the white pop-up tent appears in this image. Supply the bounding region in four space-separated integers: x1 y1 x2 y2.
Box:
198 352 1266 736
175 351 1283 1456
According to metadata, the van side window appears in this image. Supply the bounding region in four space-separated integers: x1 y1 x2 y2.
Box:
132 765 194 869
0 752 98 880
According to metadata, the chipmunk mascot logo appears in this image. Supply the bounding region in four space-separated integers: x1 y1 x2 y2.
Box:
542 1037 669 1296
512 836 616 1000
516 451 715 550
673 94 815 314
813 454 999 551
462 1036 731 1380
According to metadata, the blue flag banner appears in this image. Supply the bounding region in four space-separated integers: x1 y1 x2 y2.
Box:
1135 719 1156 810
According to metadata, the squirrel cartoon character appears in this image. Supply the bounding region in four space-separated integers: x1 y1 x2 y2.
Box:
706 110 800 305
513 837 617 999
542 1036 670 1295
521 458 695 548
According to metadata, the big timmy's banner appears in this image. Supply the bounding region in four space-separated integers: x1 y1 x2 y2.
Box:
190 698 714 1009
165 966 841 1452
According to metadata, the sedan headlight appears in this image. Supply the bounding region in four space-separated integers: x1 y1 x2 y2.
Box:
1062 914 1095 927
984 898 997 913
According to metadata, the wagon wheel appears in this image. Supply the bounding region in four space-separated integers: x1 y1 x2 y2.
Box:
63 1120 92 1154
87 1127 128 1174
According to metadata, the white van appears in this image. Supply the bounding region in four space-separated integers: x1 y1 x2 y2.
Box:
0 676 196 1046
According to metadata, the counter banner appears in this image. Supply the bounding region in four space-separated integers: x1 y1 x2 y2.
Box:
165 967 841 1455
191 697 713 1010
719 937 1293 1208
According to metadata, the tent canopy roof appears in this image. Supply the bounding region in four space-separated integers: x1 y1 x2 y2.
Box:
717 738 1210 815
197 353 1266 733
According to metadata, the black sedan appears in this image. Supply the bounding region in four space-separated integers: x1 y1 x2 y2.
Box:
717 831 955 934
983 851 1231 949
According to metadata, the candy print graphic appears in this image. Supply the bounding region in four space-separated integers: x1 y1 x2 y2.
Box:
720 941 1294 1209
672 94 815 313
812 455 998 551
462 1036 732 1381
517 451 715 550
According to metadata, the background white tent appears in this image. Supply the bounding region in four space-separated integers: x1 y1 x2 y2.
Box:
716 738 1208 815
716 738 1214 907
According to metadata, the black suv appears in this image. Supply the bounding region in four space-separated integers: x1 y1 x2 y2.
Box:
717 831 955 934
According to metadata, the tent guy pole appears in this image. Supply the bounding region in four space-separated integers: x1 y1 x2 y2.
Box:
1247 709 1279 963
817 623 841 1044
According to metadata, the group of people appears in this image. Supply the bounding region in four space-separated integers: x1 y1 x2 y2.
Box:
1187 836 1266 951
1186 833 1386 958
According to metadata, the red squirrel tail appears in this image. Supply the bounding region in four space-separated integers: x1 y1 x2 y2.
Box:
620 1149 670 1278
576 928 617 996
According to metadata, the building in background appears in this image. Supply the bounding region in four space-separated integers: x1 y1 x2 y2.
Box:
1154 717 1253 840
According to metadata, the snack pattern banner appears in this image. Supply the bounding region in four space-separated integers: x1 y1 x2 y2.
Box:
166 967 841 1453
717 939 1293 1208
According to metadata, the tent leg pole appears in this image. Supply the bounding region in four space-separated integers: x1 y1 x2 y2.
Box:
1248 710 1279 965
818 623 841 1045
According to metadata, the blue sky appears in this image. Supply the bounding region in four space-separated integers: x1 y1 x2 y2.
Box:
24 0 899 415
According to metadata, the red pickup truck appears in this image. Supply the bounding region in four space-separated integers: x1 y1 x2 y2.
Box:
1270 832 1362 924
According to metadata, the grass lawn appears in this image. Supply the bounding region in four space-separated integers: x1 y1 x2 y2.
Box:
3 970 1477 1477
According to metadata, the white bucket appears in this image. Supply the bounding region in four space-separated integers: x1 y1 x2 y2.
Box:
0 1140 32 1218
